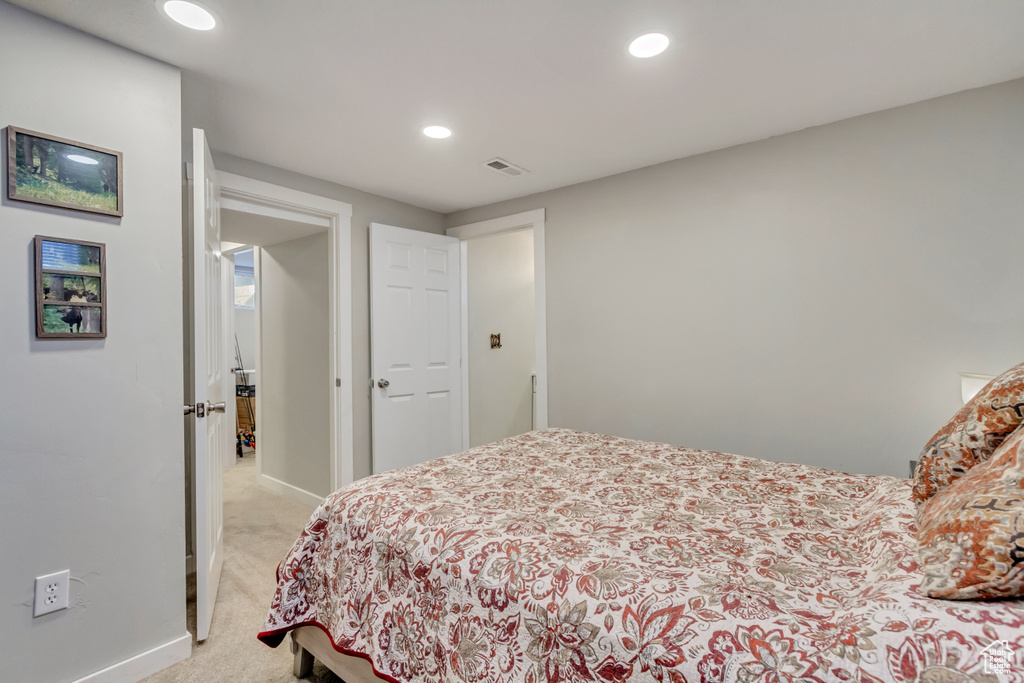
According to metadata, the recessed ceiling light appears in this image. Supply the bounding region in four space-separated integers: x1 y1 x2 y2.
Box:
629 32 670 58
422 125 452 139
162 1 217 31
66 154 99 165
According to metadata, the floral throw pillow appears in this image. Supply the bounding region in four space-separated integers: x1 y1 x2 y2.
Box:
917 424 1024 599
913 362 1024 506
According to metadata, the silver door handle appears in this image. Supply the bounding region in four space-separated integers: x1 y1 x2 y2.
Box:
377 379 389 389
208 401 227 413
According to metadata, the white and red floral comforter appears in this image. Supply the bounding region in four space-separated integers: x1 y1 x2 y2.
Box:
260 429 1024 682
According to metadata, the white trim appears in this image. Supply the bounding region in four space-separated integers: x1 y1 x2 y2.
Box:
258 473 325 508
253 246 263 477
217 172 353 219
71 633 191 683
220 196 332 227
328 213 352 490
533 219 548 430
446 208 545 241
446 209 549 439
458 241 470 449
222 252 238 470
216 173 355 491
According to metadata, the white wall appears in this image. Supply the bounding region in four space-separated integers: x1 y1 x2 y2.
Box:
234 307 256 382
447 78 1024 477
260 232 331 497
193 153 446 479
467 229 536 446
0 4 187 681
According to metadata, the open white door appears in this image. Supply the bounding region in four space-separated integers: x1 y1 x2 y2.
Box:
189 128 228 642
370 223 462 472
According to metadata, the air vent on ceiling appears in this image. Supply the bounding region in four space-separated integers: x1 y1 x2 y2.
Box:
484 157 529 177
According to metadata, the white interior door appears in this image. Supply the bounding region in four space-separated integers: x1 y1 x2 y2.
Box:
370 223 462 472
191 128 228 642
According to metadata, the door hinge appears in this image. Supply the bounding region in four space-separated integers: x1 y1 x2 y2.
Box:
336 378 342 388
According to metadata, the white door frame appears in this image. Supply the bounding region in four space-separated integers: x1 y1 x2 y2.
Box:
446 209 548 448
218 172 355 491
221 245 240 470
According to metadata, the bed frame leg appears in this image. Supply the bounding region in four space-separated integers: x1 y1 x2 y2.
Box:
291 633 314 679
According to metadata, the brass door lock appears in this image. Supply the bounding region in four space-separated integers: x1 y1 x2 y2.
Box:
490 333 501 349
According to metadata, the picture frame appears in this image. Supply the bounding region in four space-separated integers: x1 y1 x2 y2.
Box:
8 126 123 217
35 235 107 339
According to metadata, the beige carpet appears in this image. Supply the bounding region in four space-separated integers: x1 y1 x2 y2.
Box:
145 455 339 682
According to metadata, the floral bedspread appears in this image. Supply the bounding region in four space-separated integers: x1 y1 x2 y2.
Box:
259 429 1024 682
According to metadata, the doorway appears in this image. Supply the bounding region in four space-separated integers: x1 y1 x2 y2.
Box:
184 157 353 642
223 245 257 466
215 172 355 490
367 211 548 472
447 209 549 448
463 228 535 447
221 212 335 505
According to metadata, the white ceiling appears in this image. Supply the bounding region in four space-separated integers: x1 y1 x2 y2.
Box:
11 1 1024 213
234 248 253 267
221 209 323 247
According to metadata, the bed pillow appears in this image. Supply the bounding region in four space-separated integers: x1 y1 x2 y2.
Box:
913 362 1024 506
917 424 1024 599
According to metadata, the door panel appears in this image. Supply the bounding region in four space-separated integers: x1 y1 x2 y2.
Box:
192 128 227 643
370 223 461 473
426 288 451 365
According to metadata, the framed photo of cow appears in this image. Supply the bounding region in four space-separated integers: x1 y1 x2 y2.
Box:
35 235 106 339
8 127 123 217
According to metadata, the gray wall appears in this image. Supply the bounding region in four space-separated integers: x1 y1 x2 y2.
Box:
260 232 331 496
0 4 186 681
447 79 1024 477
467 229 536 446
206 155 446 479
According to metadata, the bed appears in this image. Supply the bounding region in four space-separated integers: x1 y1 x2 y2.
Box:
259 428 1024 682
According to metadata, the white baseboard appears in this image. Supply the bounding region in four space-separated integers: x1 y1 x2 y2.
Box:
258 473 324 508
72 632 191 683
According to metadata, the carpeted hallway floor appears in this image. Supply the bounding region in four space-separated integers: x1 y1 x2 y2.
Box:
144 455 340 682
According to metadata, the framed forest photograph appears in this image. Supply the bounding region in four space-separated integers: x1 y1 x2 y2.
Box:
35 235 107 339
8 126 123 217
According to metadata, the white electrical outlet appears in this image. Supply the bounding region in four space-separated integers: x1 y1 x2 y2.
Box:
34 570 70 617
